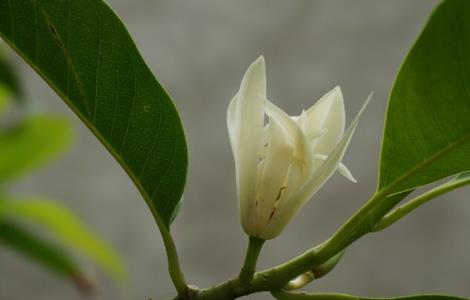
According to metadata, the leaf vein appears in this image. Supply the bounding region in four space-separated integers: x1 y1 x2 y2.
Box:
150 118 178 211
108 69 120 141
35 4 91 117
117 74 137 155
92 40 103 124
138 98 164 180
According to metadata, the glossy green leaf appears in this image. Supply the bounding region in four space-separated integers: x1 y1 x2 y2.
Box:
0 115 72 182
0 0 188 227
272 291 468 300
0 197 126 281
379 0 470 194
0 220 93 293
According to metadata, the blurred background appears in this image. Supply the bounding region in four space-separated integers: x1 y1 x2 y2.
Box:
2 0 470 299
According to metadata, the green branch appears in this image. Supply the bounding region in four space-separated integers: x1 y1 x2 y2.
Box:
175 187 413 299
175 172 469 300
373 173 470 232
271 290 359 300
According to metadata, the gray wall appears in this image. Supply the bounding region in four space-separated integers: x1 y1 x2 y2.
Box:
2 1 470 299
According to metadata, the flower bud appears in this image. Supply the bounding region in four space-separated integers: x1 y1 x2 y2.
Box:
227 56 369 240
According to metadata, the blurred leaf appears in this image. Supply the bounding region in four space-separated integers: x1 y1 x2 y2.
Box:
379 0 470 195
272 291 468 300
0 0 188 228
0 197 126 281
0 85 9 114
0 48 22 101
0 115 72 182
0 220 93 294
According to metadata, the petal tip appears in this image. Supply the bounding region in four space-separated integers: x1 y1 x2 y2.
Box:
243 56 266 81
333 85 344 101
338 163 357 183
251 55 266 71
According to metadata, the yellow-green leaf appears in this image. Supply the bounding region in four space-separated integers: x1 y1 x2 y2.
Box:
0 198 126 281
0 115 72 182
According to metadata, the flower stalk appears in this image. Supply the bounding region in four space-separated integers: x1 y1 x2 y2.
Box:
239 236 265 282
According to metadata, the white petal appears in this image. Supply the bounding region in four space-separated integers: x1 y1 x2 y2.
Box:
264 99 313 180
260 93 372 239
337 163 357 183
227 94 238 155
305 86 345 154
313 154 328 160
234 56 267 228
245 117 293 237
314 154 357 183
298 109 309 133
296 92 372 204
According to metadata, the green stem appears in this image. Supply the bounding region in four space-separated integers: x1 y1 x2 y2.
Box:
180 173 469 299
239 236 265 282
272 290 359 300
271 290 469 300
150 209 187 295
191 190 397 300
373 175 470 232
162 227 187 295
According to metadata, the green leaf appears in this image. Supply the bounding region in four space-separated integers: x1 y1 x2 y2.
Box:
379 0 470 194
0 197 126 281
0 0 188 227
0 47 23 101
0 115 72 182
272 291 468 300
0 220 93 293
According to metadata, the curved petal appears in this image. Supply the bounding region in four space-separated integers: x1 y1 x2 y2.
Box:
244 117 293 237
337 163 357 183
314 154 357 183
264 99 313 180
234 56 267 228
305 86 345 154
227 94 238 155
260 93 372 239
296 93 371 207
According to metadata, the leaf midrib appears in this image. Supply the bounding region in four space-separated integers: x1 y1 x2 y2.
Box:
379 132 470 195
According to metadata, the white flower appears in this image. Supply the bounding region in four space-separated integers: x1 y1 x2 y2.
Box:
227 56 370 240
